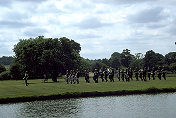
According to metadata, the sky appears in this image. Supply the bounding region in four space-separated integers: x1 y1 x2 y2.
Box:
0 0 176 59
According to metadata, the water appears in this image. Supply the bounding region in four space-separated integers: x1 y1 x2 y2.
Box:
0 93 176 118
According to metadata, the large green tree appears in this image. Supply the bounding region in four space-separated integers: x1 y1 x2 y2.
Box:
120 49 133 67
13 36 81 82
109 52 121 69
143 50 164 68
165 52 176 65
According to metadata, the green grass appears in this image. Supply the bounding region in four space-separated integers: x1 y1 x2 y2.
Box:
0 76 176 101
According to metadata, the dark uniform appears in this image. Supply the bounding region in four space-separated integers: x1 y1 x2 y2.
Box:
93 69 99 83
157 67 162 80
110 69 114 82
84 69 90 83
99 69 104 82
139 69 143 81
75 69 80 84
121 69 125 82
151 67 155 80
23 71 29 86
143 67 147 81
104 69 108 82
134 67 139 81
162 68 166 80
117 68 121 81
65 70 70 84
147 68 151 80
125 69 130 82
129 68 133 80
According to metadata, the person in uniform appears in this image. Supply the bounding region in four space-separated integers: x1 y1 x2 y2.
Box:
75 69 80 84
117 68 121 81
121 69 125 82
104 68 108 82
111 68 115 82
125 68 130 82
23 71 29 86
84 69 90 83
65 70 70 84
93 69 99 83
139 69 143 81
129 68 133 81
151 67 155 80
157 67 162 80
99 69 104 82
134 67 139 81
162 66 166 80
147 67 151 80
143 67 147 81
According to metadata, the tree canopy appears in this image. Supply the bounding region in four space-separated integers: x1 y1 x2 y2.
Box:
13 36 81 82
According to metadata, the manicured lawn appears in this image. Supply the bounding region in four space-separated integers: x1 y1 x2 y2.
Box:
0 76 176 100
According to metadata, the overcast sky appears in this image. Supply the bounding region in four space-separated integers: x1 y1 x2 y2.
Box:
0 0 176 59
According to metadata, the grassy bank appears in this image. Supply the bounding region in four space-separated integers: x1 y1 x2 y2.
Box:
0 76 176 104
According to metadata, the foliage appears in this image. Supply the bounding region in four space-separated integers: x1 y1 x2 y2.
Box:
0 71 11 80
9 62 22 80
170 62 176 72
120 49 133 67
109 52 121 69
13 36 81 82
91 61 108 71
79 58 91 73
165 52 176 65
0 56 14 65
0 64 6 74
143 50 164 68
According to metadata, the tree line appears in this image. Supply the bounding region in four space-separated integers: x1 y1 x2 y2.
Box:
0 36 176 81
81 49 176 73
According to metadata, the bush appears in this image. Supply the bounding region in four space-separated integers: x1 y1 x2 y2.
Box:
9 62 22 80
0 64 6 74
0 71 11 80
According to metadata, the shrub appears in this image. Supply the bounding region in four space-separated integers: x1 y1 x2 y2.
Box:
0 71 11 80
9 63 22 80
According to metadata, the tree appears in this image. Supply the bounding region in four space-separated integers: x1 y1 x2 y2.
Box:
120 49 133 67
9 62 22 80
13 36 81 82
165 52 176 65
109 57 121 69
0 64 6 74
143 50 164 68
0 56 14 65
101 58 110 66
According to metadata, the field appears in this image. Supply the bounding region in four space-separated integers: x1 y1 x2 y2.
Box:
0 75 176 103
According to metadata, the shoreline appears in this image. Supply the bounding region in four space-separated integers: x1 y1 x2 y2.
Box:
1 88 176 104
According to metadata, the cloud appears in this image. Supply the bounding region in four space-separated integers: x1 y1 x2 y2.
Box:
128 7 167 24
75 17 112 29
0 0 47 7
0 20 34 29
23 28 48 37
94 0 154 5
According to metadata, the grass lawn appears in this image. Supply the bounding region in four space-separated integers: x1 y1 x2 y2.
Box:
0 75 176 101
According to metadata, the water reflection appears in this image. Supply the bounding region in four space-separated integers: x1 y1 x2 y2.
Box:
0 93 176 118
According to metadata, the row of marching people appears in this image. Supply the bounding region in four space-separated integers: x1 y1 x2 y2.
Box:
84 66 166 83
65 66 166 84
84 68 115 83
65 69 80 84
132 66 166 81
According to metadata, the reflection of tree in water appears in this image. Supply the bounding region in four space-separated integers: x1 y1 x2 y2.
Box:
18 98 82 118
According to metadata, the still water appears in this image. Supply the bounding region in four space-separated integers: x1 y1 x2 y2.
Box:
0 93 176 118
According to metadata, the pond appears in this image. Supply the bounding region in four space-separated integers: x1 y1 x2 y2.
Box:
0 93 176 118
